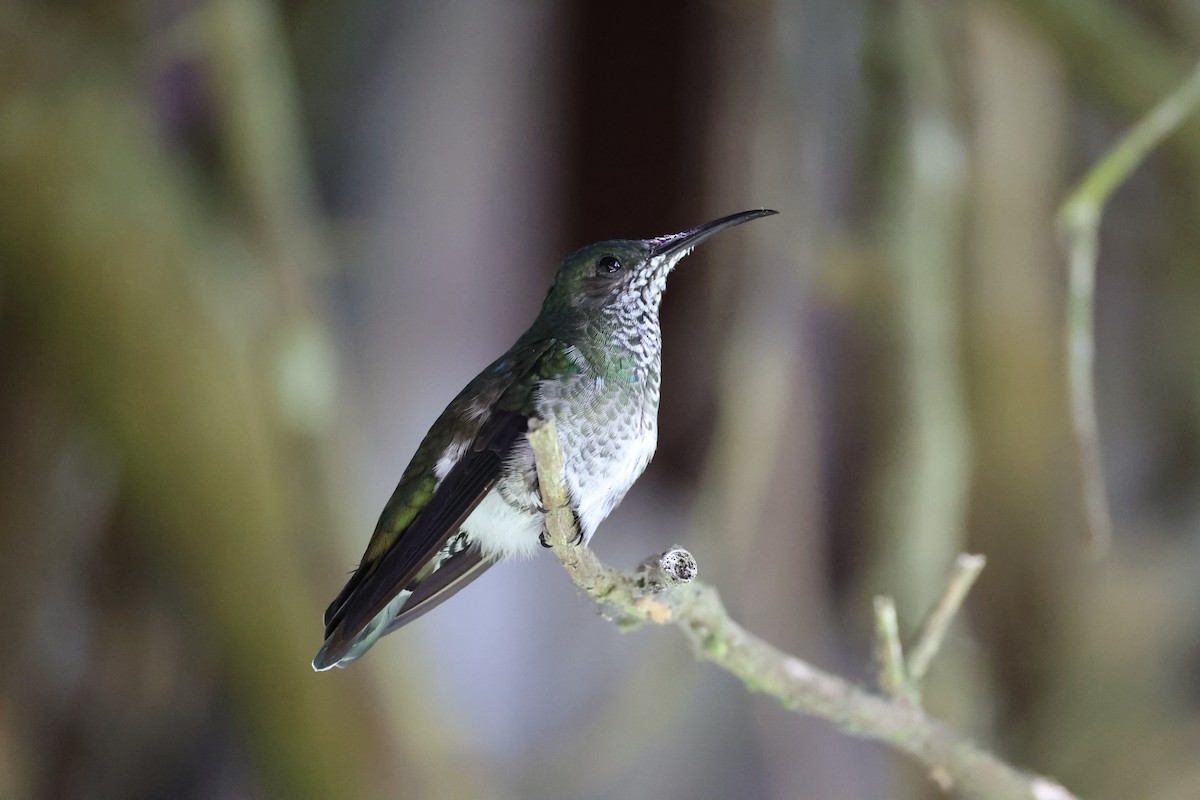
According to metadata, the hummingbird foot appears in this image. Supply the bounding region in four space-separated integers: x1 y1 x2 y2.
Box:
529 465 581 545
537 512 585 547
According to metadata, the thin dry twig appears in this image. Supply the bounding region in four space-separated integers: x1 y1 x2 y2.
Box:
529 420 1081 800
907 553 987 686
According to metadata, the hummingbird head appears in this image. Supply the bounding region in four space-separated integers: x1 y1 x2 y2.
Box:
543 209 778 323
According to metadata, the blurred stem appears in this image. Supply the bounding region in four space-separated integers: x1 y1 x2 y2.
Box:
203 0 332 294
201 0 339 436
0 8 398 795
1057 60 1200 555
531 422 1081 800
1001 0 1200 178
871 0 972 614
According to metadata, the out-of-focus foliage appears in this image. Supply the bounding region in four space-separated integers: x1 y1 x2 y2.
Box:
1 1 1199 798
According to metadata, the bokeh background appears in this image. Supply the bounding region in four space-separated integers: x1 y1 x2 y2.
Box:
3 1 1200 798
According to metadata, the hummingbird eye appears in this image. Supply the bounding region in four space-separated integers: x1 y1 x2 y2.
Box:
598 255 622 274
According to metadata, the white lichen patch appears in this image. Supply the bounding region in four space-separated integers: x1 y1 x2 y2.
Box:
783 657 814 682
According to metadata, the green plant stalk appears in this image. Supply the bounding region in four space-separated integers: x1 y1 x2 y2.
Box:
1058 60 1200 555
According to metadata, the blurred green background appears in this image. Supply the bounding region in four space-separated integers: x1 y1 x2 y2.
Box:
3 1 1200 798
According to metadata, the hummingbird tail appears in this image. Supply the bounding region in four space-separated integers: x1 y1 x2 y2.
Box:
312 589 412 670
311 547 494 670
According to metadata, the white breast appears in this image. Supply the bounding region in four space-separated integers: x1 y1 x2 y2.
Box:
569 423 658 541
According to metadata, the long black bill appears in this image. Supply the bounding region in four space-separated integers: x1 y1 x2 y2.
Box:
650 208 778 259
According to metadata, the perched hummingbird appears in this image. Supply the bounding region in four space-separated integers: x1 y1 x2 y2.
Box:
313 209 777 670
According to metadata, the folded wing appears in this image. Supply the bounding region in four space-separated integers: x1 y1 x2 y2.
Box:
313 410 529 669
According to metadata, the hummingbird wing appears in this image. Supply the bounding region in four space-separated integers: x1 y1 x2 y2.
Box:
316 408 529 665
316 336 565 667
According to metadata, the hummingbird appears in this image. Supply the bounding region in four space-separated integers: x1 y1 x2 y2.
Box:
313 209 777 670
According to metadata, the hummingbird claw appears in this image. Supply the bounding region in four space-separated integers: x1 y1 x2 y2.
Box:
538 527 582 547
530 472 548 514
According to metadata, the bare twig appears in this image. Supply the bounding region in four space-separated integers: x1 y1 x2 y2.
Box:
1058 60 1200 556
873 596 910 700
907 553 986 686
529 420 1081 800
877 554 985 703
